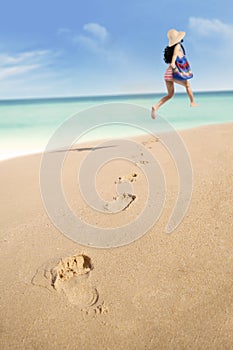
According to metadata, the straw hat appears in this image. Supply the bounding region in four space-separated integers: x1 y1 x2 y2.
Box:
167 29 186 47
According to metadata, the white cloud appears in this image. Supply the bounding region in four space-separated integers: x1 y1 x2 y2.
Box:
73 34 101 52
188 17 233 59
188 17 233 85
58 23 127 65
83 23 108 42
0 65 39 79
73 32 127 65
73 22 109 53
189 17 233 37
0 50 52 81
71 22 129 65
0 50 50 65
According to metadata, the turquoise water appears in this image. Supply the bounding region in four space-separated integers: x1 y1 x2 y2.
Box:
0 91 232 161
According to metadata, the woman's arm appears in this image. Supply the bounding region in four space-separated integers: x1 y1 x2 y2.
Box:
171 44 180 68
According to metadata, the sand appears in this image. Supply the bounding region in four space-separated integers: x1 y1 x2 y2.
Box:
0 123 233 349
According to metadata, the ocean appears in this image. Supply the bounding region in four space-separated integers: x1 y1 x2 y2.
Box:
0 91 232 161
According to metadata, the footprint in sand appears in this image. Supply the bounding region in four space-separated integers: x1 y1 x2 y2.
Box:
142 137 159 148
50 254 99 307
115 173 138 184
103 173 137 212
104 193 136 212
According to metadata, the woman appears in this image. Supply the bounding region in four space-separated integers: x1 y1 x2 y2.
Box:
151 29 198 119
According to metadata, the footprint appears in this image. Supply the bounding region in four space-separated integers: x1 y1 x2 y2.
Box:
139 160 149 165
142 137 159 147
94 301 109 315
50 254 99 307
51 254 92 287
115 173 138 184
104 192 136 212
101 173 138 213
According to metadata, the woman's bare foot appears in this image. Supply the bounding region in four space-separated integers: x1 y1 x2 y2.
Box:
151 106 158 119
190 102 198 107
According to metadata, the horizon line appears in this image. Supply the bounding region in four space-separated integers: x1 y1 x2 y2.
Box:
0 89 232 102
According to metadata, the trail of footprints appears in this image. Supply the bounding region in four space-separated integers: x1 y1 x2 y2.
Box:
50 177 139 299
50 176 139 302
105 138 160 213
32 147 158 313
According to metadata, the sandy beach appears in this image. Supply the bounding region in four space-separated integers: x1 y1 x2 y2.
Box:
0 122 233 349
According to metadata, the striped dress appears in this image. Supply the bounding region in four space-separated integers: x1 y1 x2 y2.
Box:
164 67 173 81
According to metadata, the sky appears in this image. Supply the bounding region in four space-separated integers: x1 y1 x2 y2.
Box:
0 0 233 98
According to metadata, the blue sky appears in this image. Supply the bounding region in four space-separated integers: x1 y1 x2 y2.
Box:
0 0 232 98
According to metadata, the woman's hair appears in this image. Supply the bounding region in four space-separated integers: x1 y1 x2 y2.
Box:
163 42 185 63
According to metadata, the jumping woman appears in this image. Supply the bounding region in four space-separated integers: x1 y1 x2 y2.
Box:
151 29 198 119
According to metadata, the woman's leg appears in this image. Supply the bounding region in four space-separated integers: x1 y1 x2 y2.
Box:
151 80 174 119
173 79 198 107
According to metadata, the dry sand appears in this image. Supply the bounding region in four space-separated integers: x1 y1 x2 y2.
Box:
0 123 233 349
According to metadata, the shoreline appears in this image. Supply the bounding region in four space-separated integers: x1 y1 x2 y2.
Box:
1 120 232 163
